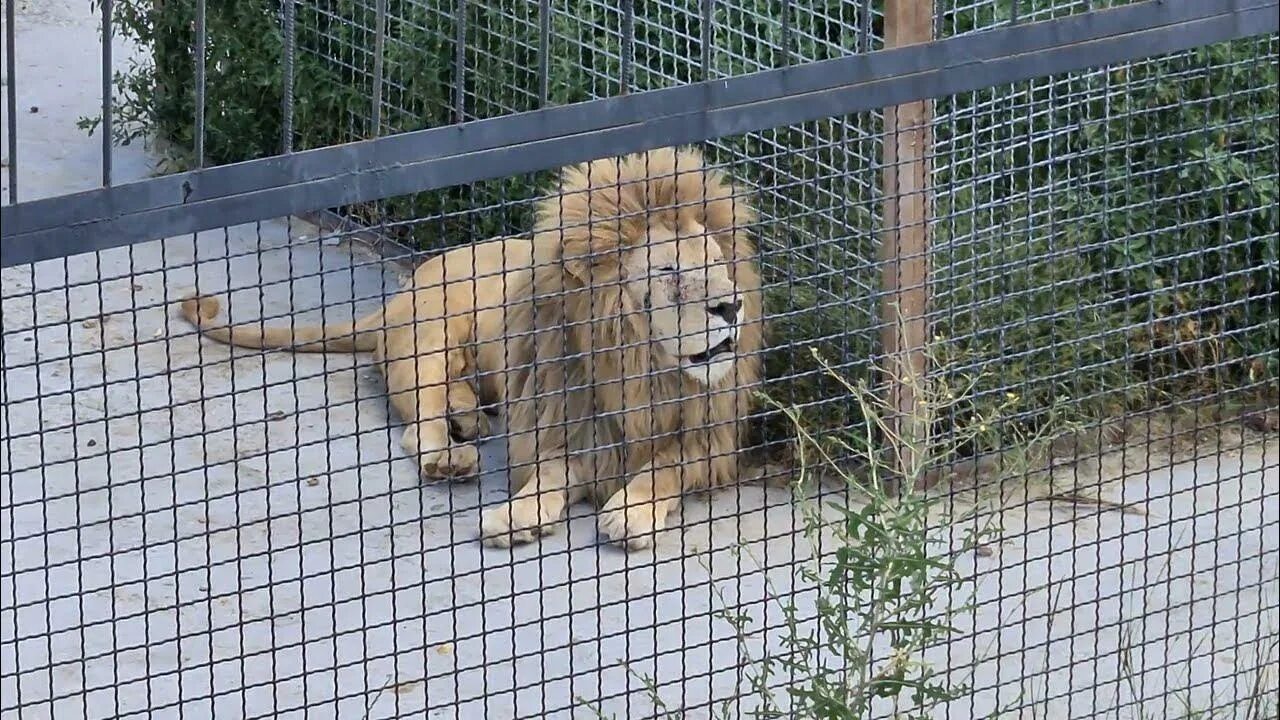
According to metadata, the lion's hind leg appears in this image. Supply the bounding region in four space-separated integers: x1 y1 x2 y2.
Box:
384 323 482 480
444 351 491 443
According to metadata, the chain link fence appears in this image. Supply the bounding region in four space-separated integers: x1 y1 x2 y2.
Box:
2 1 1277 718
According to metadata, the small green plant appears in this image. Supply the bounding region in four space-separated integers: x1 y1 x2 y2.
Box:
584 351 1013 719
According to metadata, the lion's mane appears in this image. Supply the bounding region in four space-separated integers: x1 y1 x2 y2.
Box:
504 147 765 501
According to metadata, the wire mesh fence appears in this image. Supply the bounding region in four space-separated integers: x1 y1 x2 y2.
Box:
2 1 1278 719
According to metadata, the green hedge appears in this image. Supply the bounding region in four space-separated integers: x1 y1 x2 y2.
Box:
94 0 1278 450
931 40 1278 436
98 1 881 237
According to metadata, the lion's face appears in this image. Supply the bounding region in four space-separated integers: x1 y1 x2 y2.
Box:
619 221 743 385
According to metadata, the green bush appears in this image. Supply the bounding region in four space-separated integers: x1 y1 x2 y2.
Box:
90 0 1278 454
589 359 1006 719
930 39 1279 451
95 0 881 240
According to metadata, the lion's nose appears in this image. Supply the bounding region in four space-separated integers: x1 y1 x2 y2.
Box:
707 300 742 323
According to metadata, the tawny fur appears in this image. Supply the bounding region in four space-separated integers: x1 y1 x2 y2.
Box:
178 146 764 550
480 147 764 549
180 239 537 479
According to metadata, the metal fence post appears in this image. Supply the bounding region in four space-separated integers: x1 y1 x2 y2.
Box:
880 0 934 486
281 0 295 153
194 0 207 167
371 0 387 136
5 0 18 203
101 0 113 186
453 0 466 123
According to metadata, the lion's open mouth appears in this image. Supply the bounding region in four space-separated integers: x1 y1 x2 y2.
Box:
685 337 735 364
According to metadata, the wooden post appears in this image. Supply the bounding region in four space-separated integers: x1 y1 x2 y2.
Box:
879 0 934 487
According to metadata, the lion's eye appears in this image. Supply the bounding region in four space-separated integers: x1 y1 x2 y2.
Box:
657 265 677 273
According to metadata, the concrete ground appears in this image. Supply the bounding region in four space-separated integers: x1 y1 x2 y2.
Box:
3 3 1278 720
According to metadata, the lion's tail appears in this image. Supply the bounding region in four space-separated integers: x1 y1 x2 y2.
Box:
179 294 382 353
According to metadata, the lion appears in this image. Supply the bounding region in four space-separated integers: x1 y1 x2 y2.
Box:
179 146 764 550
478 148 765 549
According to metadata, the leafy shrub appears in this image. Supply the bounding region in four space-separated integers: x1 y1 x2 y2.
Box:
586 357 1008 719
930 38 1279 450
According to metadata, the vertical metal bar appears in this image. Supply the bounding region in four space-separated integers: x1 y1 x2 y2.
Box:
4 0 17 203
700 0 713 80
879 0 934 488
779 0 792 66
453 0 466 123
858 0 872 54
281 0 295 153
621 0 634 93
538 0 550 106
101 0 113 186
371 0 387 137
194 0 207 167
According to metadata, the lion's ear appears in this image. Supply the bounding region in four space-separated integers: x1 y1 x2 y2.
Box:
561 258 590 284
562 254 622 288
713 230 750 263
702 179 758 259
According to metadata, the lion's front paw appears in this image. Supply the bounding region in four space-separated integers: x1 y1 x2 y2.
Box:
597 490 669 550
480 495 563 548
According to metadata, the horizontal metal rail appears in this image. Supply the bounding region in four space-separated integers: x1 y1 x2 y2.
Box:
2 0 1275 267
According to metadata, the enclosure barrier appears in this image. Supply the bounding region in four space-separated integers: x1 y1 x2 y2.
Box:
2 0 1278 718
